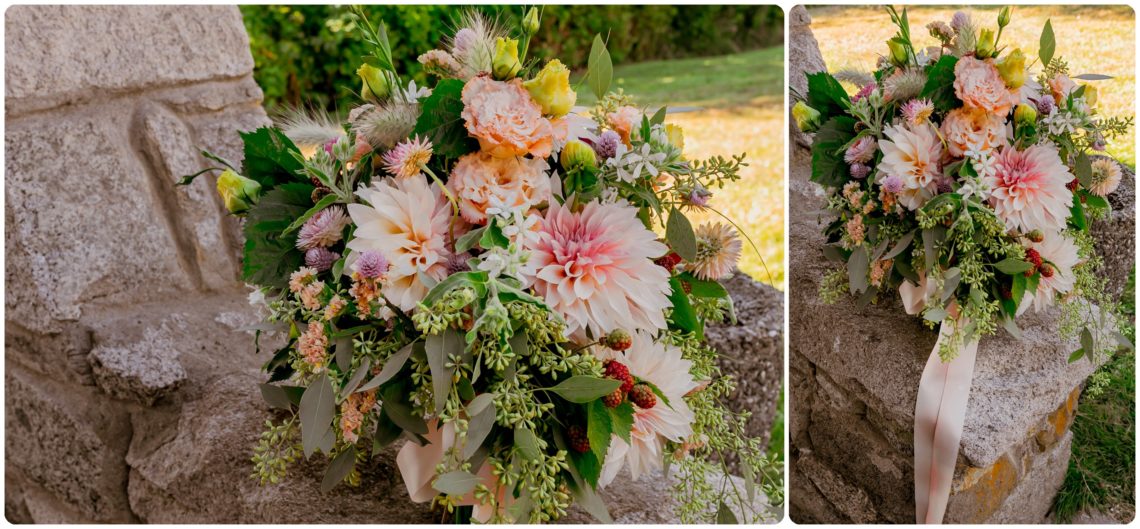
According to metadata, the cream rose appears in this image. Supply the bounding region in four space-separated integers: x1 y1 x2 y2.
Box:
461 75 554 158
953 56 1018 115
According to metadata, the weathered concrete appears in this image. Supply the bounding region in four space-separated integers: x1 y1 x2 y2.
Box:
787 17 1123 523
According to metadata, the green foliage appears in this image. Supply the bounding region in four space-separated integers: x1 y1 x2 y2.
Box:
921 55 961 113
809 116 857 188
241 5 783 111
411 78 477 162
805 71 850 118
242 183 314 289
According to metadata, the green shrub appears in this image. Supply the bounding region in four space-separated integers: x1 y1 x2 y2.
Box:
240 5 783 112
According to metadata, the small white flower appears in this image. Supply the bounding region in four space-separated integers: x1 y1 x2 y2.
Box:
608 143 667 182
400 80 432 102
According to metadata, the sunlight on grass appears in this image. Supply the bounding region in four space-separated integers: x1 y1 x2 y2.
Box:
808 5 1136 168
575 47 786 289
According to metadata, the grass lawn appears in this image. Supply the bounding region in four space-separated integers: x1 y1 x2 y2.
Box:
575 47 787 290
808 5 1136 168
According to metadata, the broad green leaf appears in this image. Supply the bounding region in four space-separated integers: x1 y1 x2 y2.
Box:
299 373 336 457
339 357 372 399
847 245 869 294
809 116 857 188
259 383 293 410
607 401 635 444
805 71 850 117
1012 273 1028 311
649 105 668 126
283 193 339 235
357 343 413 393
479 221 510 249
587 400 614 464
1070 200 1088 231
426 329 464 414
1001 316 1022 339
547 376 621 403
515 427 543 461
665 208 698 261
716 501 738 524
455 226 485 253
241 183 314 289
1039 19 1055 67
412 79 478 160
920 55 962 113
564 455 611 521
667 276 704 338
434 470 480 495
422 271 489 306
994 258 1033 275
464 398 497 460
240 126 304 189
677 272 729 298
320 446 357 492
587 34 613 99
1068 348 1085 363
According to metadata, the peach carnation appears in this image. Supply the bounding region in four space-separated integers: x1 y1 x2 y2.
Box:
954 56 1018 115
447 152 552 224
877 123 942 210
347 175 453 312
461 75 553 159
606 106 642 147
522 201 672 342
1047 73 1077 106
597 332 699 488
940 106 1008 158
984 144 1074 234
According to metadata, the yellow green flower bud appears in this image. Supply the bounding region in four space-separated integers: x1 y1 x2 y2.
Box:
976 28 996 58
357 64 389 102
792 101 822 133
1014 103 1037 127
997 6 1011 28
492 37 522 80
996 48 1027 89
522 7 540 36
523 59 576 116
560 140 597 171
216 169 261 214
1081 84 1098 107
665 124 685 151
887 38 908 66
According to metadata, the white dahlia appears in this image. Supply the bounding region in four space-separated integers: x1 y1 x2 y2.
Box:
1021 231 1081 314
877 123 943 210
347 175 452 312
984 144 1074 234
596 332 699 488
522 201 671 342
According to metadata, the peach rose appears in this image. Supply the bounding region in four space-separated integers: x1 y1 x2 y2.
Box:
447 151 552 224
606 106 642 147
1047 73 1077 105
461 75 554 159
940 106 1008 157
953 56 1018 115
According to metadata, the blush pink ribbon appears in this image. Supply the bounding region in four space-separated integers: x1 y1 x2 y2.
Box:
900 282 979 524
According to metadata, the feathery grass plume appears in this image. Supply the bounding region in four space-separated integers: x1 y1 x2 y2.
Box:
447 10 506 80
274 106 345 153
883 68 928 101
351 101 420 151
832 67 876 88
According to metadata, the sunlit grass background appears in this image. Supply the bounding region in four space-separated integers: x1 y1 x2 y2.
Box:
577 47 787 290
808 5 1136 168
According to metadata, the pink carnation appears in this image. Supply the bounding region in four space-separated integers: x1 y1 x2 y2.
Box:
461 75 554 159
954 56 1018 115
522 201 672 342
447 151 552 224
984 144 1074 234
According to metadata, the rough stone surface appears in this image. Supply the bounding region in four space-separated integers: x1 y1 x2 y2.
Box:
1090 158 1136 300
707 271 784 449
787 5 827 149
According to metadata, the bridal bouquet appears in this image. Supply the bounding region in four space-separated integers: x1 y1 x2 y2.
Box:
794 6 1131 362
182 8 779 524
793 6 1131 524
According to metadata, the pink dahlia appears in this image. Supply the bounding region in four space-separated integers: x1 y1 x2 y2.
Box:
382 135 433 179
596 331 699 488
1020 231 1081 314
521 201 672 342
984 144 1074 234
347 175 452 312
297 206 350 250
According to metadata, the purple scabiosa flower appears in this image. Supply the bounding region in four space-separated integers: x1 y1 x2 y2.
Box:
686 185 713 208
882 175 905 194
305 247 340 272
297 206 350 250
1035 96 1055 115
844 136 878 164
901 98 935 126
851 83 876 103
593 130 622 161
446 252 472 274
951 11 971 32
850 163 871 180
353 251 389 279
936 176 954 194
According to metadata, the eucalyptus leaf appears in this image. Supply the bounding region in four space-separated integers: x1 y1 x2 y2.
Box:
665 207 698 261
1039 19 1055 67
1072 73 1113 81
299 373 336 457
381 385 428 435
716 501 739 524
587 34 613 99
463 400 497 460
259 383 293 410
357 342 413 393
320 446 357 492
335 336 353 372
847 245 869 294
426 329 464 414
515 427 543 461
434 470 480 495
339 357 372 399
883 231 916 260
1080 327 1095 356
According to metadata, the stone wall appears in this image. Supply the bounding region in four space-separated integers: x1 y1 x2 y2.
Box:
4 6 781 523
786 6 1129 524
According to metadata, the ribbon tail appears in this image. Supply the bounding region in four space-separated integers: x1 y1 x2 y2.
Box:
914 320 979 524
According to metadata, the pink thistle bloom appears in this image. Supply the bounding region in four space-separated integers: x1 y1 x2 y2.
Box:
850 163 871 180
352 251 390 280
382 135 433 179
521 201 672 342
901 98 935 126
984 144 1074 234
305 247 340 272
297 206 350 250
851 83 876 103
844 136 878 164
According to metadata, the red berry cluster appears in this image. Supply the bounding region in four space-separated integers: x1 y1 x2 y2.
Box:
655 252 683 272
1023 247 1055 278
603 329 632 351
602 360 635 408
1066 179 1080 192
567 424 590 453
629 384 657 409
